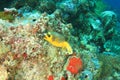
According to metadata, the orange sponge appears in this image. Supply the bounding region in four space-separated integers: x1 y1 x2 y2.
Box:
48 75 54 80
66 56 82 74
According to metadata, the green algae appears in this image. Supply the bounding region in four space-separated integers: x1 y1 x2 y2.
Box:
0 12 15 22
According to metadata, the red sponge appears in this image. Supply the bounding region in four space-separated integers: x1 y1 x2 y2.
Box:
66 56 82 74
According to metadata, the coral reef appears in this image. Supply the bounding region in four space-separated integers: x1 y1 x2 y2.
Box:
39 0 56 14
15 56 50 80
12 0 40 10
97 54 120 80
0 0 120 80
0 12 79 80
104 34 120 55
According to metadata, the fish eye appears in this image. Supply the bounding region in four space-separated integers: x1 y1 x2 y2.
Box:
47 34 51 37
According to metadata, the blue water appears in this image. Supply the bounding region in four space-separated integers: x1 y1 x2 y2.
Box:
103 0 120 22
104 0 120 9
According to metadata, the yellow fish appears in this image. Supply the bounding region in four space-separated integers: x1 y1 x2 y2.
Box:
44 32 73 54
